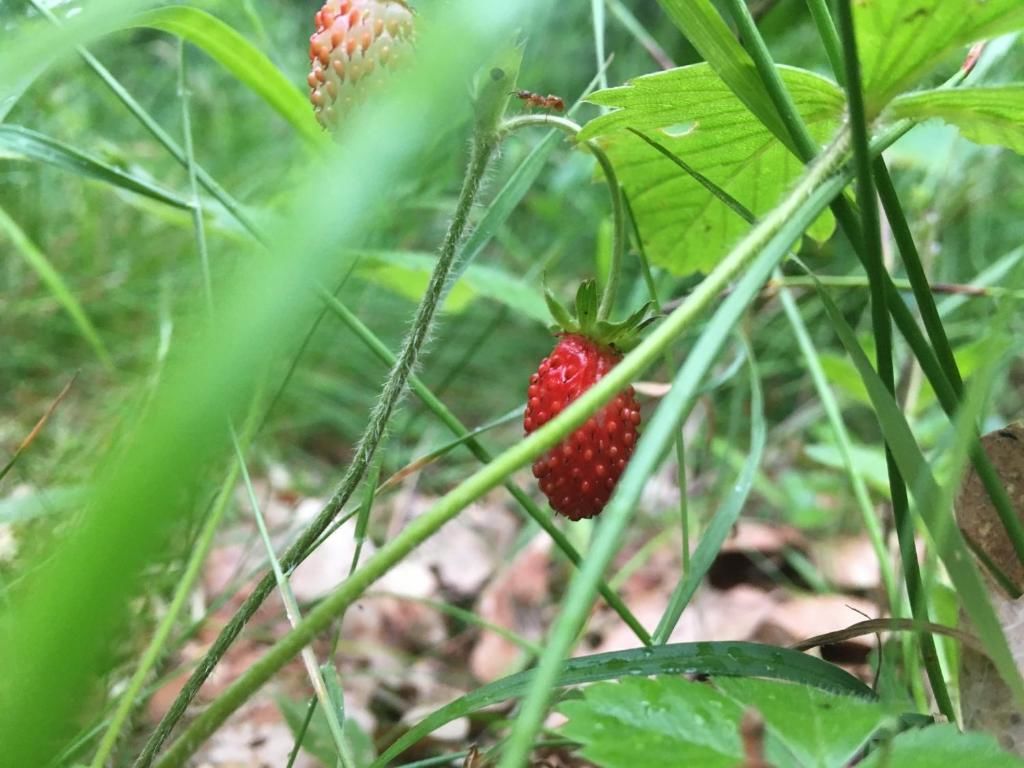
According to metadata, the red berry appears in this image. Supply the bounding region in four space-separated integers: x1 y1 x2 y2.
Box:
308 0 414 129
524 334 641 521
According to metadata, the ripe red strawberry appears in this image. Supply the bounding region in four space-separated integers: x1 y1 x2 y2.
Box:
524 282 650 521
308 0 414 129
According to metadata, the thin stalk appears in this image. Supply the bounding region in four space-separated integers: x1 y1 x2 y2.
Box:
231 429 355 768
835 0 954 720
153 119 854 768
721 0 820 160
803 0 844 85
777 284 899 614
498 115 626 321
177 41 212 310
138 102 507 767
776 274 1024 300
590 0 609 93
605 0 675 70
625 191 690 572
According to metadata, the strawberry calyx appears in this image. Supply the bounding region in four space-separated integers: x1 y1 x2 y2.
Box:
544 279 655 352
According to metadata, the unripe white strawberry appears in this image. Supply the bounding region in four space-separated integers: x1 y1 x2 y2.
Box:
307 0 414 129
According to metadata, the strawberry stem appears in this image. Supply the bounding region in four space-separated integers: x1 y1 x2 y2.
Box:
499 113 628 322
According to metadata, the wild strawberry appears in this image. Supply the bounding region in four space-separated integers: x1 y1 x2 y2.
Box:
308 0 414 129
524 282 651 521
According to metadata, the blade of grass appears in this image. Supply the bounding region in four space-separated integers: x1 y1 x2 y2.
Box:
651 333 764 644
836 0 955 721
777 284 899 613
0 125 191 209
605 0 675 70
131 6 326 148
590 0 609 93
803 0 845 85
232 429 356 768
0 205 113 371
88 454 243 768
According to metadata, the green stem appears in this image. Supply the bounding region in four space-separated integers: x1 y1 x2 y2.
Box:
153 130 852 768
499 114 626 321
232 428 355 767
803 0 845 85
835 0 955 721
777 283 900 614
137 100 507 768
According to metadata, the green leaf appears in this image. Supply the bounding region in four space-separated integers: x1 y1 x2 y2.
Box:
560 677 745 767
0 125 191 209
354 250 548 323
858 724 1024 768
581 64 842 274
371 641 874 766
130 6 326 149
715 677 888 768
558 677 888 768
0 206 113 370
888 86 1024 155
853 0 1024 115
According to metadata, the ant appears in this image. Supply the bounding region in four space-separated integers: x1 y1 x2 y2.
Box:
513 89 565 112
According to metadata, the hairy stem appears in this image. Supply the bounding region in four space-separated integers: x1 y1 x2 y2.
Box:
499 114 627 320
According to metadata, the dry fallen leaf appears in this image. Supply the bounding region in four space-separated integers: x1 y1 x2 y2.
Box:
470 536 552 682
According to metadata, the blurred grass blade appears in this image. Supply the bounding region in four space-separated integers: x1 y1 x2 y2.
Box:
810 272 1024 708
0 125 191 209
0 206 113 370
652 337 764 644
131 6 326 149
0 0 163 105
372 641 873 766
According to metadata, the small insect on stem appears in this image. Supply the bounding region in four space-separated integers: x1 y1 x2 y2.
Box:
513 89 565 111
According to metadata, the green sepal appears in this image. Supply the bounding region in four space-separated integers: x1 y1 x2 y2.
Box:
574 280 599 330
545 285 575 330
545 279 656 351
